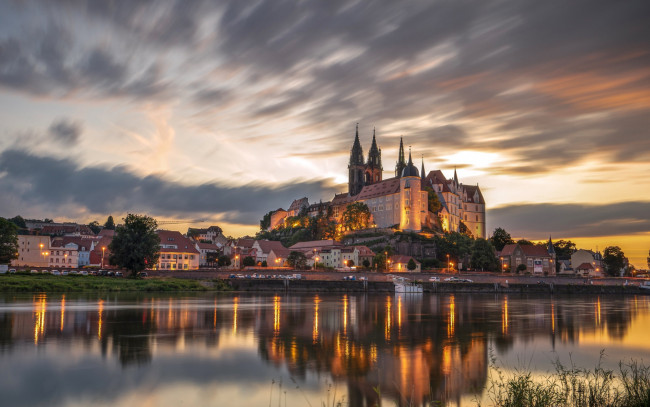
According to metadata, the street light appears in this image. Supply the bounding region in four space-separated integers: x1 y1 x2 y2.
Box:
101 247 105 268
500 256 504 273
447 254 450 273
64 252 68 268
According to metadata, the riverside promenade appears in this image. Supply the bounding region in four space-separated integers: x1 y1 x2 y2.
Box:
147 269 649 295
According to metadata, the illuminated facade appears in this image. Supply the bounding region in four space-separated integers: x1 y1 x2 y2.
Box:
269 125 486 236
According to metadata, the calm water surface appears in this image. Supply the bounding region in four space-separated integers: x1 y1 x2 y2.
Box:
1 292 649 407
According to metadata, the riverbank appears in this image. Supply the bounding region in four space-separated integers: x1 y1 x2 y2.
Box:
226 278 649 295
0 273 230 292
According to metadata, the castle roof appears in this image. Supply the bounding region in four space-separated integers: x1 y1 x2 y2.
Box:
463 185 485 204
357 178 401 200
401 149 419 177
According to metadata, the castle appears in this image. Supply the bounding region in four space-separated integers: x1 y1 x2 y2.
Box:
270 125 486 238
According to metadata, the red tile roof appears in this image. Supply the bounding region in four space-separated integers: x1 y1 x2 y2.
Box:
289 240 340 250
357 178 400 200
390 255 420 265
353 245 375 256
255 240 287 254
157 230 199 254
196 242 220 251
233 238 255 248
576 262 594 270
500 244 551 258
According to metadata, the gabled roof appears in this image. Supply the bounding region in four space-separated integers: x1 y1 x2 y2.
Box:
157 230 199 253
196 242 220 250
254 240 287 254
357 178 400 200
331 193 354 206
269 247 291 258
500 244 551 257
233 238 255 248
353 246 375 256
98 229 115 238
52 236 93 251
576 262 594 270
288 197 309 211
463 185 485 204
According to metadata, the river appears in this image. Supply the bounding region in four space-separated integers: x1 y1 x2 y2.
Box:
0 292 648 406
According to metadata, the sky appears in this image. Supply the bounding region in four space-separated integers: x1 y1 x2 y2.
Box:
0 0 648 267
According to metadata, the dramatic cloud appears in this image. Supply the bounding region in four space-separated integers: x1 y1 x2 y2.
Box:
0 149 339 225
489 202 650 239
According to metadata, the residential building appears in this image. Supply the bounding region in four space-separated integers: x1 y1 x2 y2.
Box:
389 255 421 273
499 241 556 275
195 242 220 267
155 230 199 271
252 240 288 264
570 249 604 277
12 235 51 267
49 241 79 268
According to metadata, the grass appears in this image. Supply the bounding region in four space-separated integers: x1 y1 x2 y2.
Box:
0 272 231 292
479 350 650 407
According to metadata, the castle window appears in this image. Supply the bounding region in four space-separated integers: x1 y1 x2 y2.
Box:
476 215 478 221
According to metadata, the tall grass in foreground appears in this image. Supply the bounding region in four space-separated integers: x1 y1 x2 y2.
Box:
479 350 650 407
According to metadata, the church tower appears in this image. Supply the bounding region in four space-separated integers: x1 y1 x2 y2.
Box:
348 124 365 196
395 137 406 177
365 128 383 185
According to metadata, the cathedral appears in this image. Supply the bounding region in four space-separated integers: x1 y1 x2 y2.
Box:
270 125 487 238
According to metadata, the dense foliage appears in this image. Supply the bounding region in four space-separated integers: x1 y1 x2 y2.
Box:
341 202 372 231
0 218 19 264
470 238 499 271
104 215 116 230
490 227 514 251
109 214 160 277
287 251 307 269
603 246 626 277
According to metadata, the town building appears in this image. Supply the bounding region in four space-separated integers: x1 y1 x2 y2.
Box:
252 240 287 265
49 241 79 268
195 242 220 267
389 255 421 273
288 240 374 269
498 240 556 275
12 235 52 268
570 249 603 277
155 230 199 271
268 125 486 237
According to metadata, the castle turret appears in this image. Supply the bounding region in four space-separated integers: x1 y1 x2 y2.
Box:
399 148 422 232
348 124 365 196
395 137 406 177
365 127 383 185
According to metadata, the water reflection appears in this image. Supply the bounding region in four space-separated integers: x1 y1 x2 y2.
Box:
0 293 647 406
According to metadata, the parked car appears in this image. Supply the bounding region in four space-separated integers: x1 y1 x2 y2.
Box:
69 270 78 275
79 271 88 276
31 269 40 274
444 277 460 282
460 279 473 283
10 269 18 273
138 272 148 278
61 271 68 276
429 277 440 282
115 272 123 277
51 271 61 276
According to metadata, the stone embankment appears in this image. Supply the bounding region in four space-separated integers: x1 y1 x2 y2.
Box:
227 279 648 295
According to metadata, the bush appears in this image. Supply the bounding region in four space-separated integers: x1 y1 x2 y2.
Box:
516 264 527 274
261 260 267 267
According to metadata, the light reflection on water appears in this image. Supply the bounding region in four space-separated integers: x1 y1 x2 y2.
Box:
0 293 648 407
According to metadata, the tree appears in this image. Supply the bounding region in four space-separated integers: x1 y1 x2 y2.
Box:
341 202 372 231
459 221 474 238
407 258 417 271
104 215 116 230
218 255 231 267
260 210 274 231
261 260 268 267
490 228 514 251
435 232 473 267
516 264 527 274
88 221 101 234
346 259 355 267
108 214 160 277
0 218 19 264
517 239 534 246
9 216 26 229
242 256 256 267
362 259 370 268
470 238 499 271
424 186 441 213
603 246 626 277
287 251 307 269
553 239 577 258
206 252 219 266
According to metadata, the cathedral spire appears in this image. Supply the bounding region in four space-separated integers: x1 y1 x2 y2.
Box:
421 155 425 180
367 126 382 170
453 166 458 186
349 123 364 166
395 136 407 177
